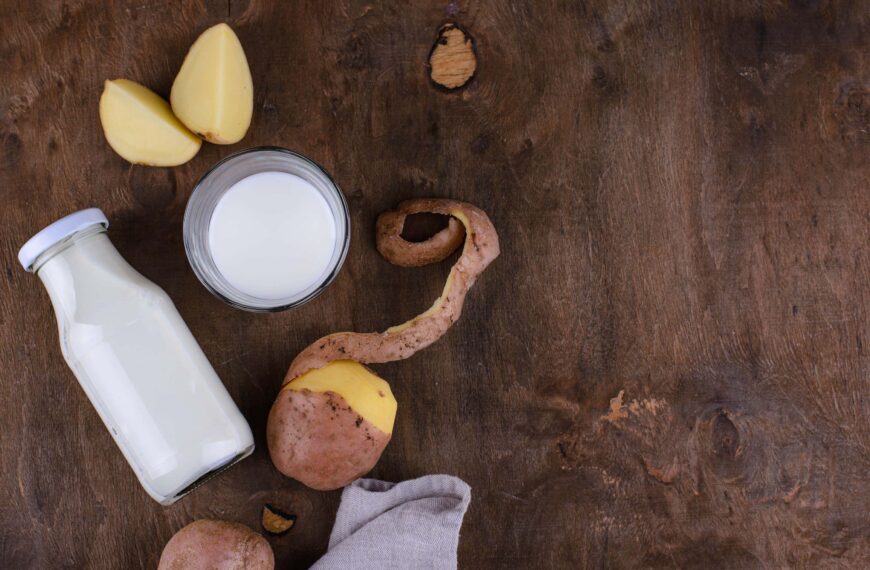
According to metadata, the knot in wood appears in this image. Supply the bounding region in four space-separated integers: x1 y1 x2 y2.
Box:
711 409 740 460
428 23 476 90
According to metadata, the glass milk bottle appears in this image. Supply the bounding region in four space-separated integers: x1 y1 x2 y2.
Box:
18 208 254 505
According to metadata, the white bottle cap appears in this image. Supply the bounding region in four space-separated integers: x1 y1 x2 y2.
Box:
18 208 109 272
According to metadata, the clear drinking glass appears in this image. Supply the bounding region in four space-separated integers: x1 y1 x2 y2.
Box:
184 147 350 312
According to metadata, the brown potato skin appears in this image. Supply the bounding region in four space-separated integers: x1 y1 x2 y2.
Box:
285 199 500 382
158 520 273 570
267 388 391 491
377 214 465 267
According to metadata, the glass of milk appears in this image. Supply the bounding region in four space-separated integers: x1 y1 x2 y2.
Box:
18 209 255 505
184 147 350 311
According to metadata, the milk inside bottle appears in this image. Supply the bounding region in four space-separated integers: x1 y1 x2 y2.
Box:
18 208 254 505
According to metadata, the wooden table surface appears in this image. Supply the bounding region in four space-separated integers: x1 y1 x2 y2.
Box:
2 1 869 568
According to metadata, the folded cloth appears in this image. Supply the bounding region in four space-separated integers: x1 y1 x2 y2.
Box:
311 475 472 570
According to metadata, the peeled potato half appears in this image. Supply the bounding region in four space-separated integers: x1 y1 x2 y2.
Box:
171 23 253 144
99 79 201 166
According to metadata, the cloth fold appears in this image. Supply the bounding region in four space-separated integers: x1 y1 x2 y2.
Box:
311 475 471 570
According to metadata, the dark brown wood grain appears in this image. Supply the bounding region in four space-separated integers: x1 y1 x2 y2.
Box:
1 1 868 568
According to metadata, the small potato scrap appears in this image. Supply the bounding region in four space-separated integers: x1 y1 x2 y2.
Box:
261 504 296 536
268 199 499 490
158 520 273 570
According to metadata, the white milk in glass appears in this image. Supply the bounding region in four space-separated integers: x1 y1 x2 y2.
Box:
208 171 337 299
20 210 253 505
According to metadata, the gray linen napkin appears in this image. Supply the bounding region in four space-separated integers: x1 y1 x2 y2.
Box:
311 475 472 570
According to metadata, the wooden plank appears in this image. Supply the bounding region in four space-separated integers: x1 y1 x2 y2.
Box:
0 0 868 568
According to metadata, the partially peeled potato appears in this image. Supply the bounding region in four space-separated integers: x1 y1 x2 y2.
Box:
266 360 397 491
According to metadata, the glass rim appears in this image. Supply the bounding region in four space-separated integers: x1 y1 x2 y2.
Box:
183 146 351 313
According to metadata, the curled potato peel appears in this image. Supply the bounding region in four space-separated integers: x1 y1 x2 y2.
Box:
268 198 499 490
376 210 465 267
285 199 500 382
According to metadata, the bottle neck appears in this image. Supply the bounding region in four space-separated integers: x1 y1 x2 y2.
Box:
36 227 139 321
32 225 109 274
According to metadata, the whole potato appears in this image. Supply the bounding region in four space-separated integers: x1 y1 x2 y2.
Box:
158 520 273 570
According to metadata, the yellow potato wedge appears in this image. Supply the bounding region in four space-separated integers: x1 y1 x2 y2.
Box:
171 23 253 144
99 79 201 166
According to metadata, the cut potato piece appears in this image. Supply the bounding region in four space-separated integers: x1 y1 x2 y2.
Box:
99 79 201 166
171 23 253 144
261 504 296 536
